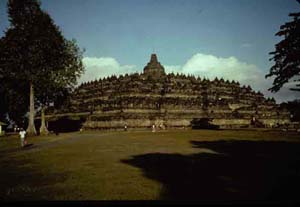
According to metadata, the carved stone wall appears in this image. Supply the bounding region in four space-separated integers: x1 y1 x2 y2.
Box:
47 54 291 129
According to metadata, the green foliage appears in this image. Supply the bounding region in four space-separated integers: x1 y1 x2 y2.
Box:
0 0 84 121
0 32 28 123
36 39 85 107
0 78 29 125
3 0 65 83
280 99 300 121
266 5 300 92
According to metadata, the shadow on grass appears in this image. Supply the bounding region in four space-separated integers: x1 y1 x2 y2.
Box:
0 143 36 154
121 140 300 203
0 157 69 200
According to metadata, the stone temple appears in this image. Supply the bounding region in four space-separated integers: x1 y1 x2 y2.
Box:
47 54 291 130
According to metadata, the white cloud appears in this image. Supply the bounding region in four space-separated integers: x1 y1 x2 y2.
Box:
166 53 265 89
165 53 299 103
80 57 137 83
80 54 299 103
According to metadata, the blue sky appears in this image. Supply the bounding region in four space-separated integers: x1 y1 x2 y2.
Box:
0 0 299 102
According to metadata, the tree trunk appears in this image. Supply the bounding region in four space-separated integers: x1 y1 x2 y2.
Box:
39 106 49 135
26 82 37 136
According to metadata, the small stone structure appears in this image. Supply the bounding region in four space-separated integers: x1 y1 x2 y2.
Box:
47 54 291 130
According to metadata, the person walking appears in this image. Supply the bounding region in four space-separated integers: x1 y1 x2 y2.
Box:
19 129 26 147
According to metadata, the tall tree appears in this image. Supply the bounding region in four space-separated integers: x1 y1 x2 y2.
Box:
36 39 84 135
0 0 84 136
266 2 300 92
0 77 29 126
0 36 29 125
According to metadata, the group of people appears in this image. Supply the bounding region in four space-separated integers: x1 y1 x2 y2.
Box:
152 124 165 132
123 124 165 132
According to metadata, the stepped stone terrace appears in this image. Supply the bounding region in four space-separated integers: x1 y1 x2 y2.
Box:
46 54 291 130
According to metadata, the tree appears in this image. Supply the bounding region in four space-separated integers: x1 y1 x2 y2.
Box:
36 39 84 135
0 76 29 126
266 2 300 92
0 34 29 125
0 0 84 136
280 99 300 121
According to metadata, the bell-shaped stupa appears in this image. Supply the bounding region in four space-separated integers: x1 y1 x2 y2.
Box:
143 54 166 78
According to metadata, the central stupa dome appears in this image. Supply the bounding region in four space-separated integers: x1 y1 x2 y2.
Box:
143 54 166 78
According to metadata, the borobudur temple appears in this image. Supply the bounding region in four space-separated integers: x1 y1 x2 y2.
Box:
46 54 291 130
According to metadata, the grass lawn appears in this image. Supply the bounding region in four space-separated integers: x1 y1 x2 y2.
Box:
0 129 300 202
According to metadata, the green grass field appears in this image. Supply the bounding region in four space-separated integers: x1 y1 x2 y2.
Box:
1 129 300 202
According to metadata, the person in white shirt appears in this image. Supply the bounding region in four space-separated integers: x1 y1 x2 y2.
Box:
19 129 26 147
152 124 156 132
